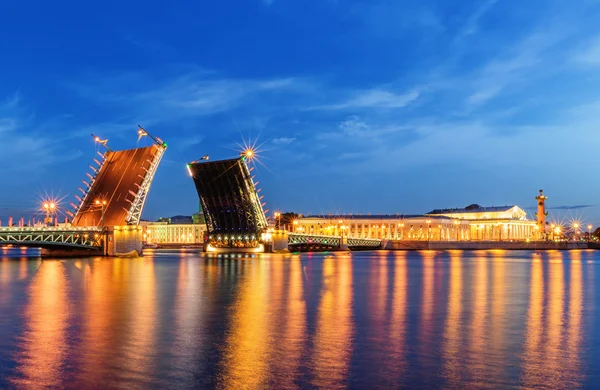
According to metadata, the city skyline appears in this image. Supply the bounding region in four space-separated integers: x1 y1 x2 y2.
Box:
1 0 600 224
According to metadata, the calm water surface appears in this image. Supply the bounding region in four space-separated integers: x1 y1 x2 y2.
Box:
1 249 600 389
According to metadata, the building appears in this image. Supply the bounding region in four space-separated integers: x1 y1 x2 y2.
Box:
294 204 537 241
157 215 194 224
140 221 206 244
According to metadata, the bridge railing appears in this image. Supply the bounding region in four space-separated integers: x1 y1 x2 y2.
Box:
0 226 102 232
0 226 103 248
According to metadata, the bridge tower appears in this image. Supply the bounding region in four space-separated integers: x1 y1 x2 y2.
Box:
535 189 547 238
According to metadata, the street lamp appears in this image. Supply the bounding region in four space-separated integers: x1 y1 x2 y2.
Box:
573 222 580 241
42 201 57 225
274 212 281 229
398 223 404 240
588 224 593 241
425 219 431 241
293 220 298 232
95 199 107 228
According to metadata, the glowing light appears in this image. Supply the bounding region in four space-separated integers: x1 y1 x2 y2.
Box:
186 164 193 177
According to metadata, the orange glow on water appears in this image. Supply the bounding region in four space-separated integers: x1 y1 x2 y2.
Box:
443 252 463 386
219 259 270 388
12 260 69 388
469 255 488 386
312 256 354 388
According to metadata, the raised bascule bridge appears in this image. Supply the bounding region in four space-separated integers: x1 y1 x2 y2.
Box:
188 153 382 253
0 128 167 257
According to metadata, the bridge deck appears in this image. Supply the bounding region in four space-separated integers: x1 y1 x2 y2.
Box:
0 226 103 248
72 145 161 227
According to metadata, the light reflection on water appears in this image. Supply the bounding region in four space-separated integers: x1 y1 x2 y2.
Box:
0 250 599 389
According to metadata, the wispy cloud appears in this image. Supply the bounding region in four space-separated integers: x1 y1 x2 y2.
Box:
312 88 420 110
0 93 83 174
272 137 295 145
71 71 303 119
464 29 567 108
455 0 498 40
549 205 595 210
574 35 600 66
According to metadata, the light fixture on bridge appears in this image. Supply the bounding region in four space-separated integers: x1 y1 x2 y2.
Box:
91 133 112 152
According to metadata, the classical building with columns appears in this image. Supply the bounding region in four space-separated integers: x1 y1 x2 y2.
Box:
140 221 207 244
294 204 537 241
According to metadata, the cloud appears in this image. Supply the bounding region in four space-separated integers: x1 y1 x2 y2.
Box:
312 88 420 110
464 29 567 108
549 205 595 210
0 94 83 174
456 0 498 39
69 71 306 124
574 35 600 66
272 137 295 145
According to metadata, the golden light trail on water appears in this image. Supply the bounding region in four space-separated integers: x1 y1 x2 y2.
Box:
219 259 271 389
443 251 463 386
11 261 69 389
312 255 354 388
389 252 408 381
468 253 488 387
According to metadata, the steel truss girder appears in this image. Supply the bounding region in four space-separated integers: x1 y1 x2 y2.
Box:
0 227 103 248
347 238 382 247
288 233 381 247
126 145 166 225
288 233 341 247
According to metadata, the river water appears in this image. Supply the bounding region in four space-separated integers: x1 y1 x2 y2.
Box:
1 249 599 389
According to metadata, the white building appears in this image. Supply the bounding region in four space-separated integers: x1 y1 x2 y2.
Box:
294 205 537 241
140 221 206 244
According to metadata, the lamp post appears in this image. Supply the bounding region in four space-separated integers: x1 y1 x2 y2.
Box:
293 220 298 233
274 212 281 229
42 201 56 226
573 222 580 241
588 224 593 242
425 219 431 242
398 223 404 240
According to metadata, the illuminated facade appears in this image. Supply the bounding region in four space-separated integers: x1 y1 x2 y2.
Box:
294 204 537 241
140 222 206 244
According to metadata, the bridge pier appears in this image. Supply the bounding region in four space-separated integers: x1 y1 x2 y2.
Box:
272 230 290 253
340 236 349 251
105 226 143 256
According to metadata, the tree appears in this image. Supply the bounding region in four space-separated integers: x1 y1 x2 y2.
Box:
592 227 600 241
280 212 300 228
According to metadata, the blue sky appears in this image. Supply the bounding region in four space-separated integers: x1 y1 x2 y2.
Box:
1 0 600 225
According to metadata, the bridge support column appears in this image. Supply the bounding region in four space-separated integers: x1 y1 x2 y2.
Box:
380 239 389 250
106 226 143 256
340 236 349 251
272 230 290 253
